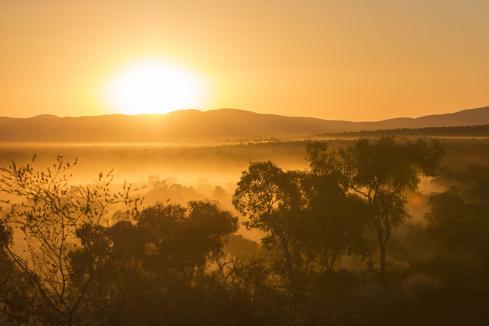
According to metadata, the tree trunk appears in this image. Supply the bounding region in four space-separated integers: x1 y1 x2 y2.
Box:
282 240 294 289
375 211 390 284
325 251 338 272
379 244 386 283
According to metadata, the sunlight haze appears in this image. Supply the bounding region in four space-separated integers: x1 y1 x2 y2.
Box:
1 0 488 120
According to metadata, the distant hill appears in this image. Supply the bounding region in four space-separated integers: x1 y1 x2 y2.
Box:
0 106 488 142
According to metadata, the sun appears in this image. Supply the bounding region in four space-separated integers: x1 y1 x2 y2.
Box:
103 59 206 115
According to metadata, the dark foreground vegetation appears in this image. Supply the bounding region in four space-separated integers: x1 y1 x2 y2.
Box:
1 138 488 325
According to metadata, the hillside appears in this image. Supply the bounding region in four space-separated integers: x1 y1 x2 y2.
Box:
0 106 488 142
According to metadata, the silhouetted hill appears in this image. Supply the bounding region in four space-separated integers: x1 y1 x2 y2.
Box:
0 106 488 142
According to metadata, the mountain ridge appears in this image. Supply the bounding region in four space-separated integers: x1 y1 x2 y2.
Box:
0 106 488 142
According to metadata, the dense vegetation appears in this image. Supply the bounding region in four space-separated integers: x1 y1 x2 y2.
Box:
1 138 488 325
325 124 489 137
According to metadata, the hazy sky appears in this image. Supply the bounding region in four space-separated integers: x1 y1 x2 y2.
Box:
1 0 488 120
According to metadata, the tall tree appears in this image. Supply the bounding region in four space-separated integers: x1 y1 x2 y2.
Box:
307 138 443 280
233 162 306 291
302 142 372 272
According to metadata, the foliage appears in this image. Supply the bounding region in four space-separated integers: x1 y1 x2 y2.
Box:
311 138 443 279
1 138 488 325
0 156 141 325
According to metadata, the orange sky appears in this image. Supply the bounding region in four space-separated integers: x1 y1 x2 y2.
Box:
1 0 488 121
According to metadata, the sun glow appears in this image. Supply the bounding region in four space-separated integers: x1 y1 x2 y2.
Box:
104 59 206 115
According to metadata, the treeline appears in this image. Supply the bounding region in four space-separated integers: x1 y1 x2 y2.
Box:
1 138 488 325
324 124 489 137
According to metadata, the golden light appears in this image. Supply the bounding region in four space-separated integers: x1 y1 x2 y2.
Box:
104 59 206 115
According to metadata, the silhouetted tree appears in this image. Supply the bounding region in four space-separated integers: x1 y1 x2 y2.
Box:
307 138 443 280
0 220 34 325
233 162 306 292
70 201 238 324
304 143 372 272
0 156 141 325
419 165 489 284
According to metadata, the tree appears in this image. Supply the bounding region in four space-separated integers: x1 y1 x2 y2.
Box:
307 138 443 280
301 185 372 272
136 201 238 286
0 220 33 325
421 165 489 283
233 162 306 291
69 201 239 324
303 143 372 272
0 156 141 325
